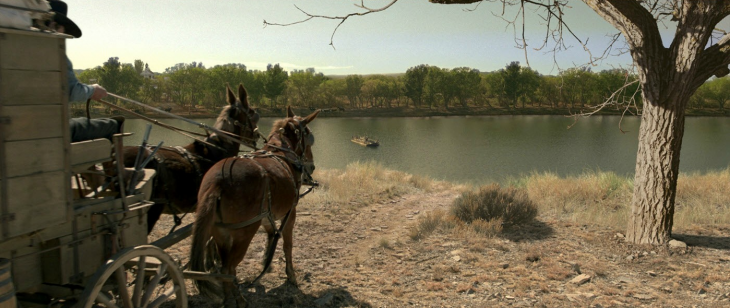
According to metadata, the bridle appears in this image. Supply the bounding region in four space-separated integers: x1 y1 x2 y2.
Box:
208 103 264 151
266 117 317 187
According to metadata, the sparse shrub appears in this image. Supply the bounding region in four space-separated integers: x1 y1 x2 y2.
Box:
471 218 503 237
410 210 445 240
378 237 391 249
451 184 538 228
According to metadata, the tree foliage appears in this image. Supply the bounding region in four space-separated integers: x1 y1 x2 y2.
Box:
75 58 730 117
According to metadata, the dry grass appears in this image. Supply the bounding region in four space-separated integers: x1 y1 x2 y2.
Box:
510 170 632 229
154 162 730 308
407 167 730 241
675 168 730 229
505 168 730 229
299 161 436 214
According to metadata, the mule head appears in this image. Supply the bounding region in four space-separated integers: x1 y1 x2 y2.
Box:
210 83 260 153
277 107 320 184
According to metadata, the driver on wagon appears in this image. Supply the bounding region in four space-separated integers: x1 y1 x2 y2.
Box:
46 0 123 142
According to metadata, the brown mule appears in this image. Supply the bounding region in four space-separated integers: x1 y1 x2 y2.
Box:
122 84 261 233
190 107 320 308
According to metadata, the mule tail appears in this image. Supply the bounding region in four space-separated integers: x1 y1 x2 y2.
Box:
190 186 223 300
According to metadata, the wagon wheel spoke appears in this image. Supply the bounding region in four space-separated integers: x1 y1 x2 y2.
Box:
113 267 133 308
148 285 180 308
79 245 187 308
132 255 146 307
140 263 169 306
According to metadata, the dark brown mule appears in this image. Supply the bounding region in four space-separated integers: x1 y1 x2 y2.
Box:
122 84 260 233
190 107 320 308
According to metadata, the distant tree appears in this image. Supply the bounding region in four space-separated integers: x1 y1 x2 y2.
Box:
360 78 378 107
403 64 429 108
289 68 327 108
264 63 288 108
115 63 143 99
451 67 481 107
208 64 250 105
475 75 493 107
344 74 364 108
689 84 710 110
500 61 522 109
704 77 730 110
536 75 561 108
318 79 343 109
139 76 162 104
423 66 448 109
481 71 504 106
389 77 405 107
98 57 122 94
77 67 101 85
246 71 266 106
518 66 540 108
134 59 144 75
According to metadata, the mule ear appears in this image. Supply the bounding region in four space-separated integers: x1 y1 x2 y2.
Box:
286 106 296 118
226 84 236 106
302 109 321 125
238 84 250 109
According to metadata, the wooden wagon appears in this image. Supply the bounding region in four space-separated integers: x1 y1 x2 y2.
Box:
0 24 213 308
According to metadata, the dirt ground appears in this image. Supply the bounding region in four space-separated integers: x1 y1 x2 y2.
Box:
151 181 730 308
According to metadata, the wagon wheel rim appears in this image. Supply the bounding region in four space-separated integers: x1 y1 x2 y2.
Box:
79 245 187 308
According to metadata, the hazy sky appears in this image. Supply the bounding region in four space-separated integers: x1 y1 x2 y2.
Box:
65 0 729 76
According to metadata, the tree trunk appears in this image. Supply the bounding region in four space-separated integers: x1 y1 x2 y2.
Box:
626 91 687 244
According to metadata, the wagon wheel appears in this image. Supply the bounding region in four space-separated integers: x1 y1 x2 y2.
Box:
78 245 187 308
204 238 223 274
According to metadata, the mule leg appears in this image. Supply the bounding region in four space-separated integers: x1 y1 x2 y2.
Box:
260 222 276 272
282 209 298 286
218 223 260 308
146 203 165 233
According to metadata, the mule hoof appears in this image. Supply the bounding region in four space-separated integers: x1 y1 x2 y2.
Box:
223 295 247 308
236 295 247 308
287 277 298 287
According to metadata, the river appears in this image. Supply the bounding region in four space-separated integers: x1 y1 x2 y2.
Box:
123 115 730 184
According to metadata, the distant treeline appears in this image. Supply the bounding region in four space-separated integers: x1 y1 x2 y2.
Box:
76 58 730 114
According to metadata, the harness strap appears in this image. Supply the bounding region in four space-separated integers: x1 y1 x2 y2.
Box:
174 146 204 177
216 211 270 229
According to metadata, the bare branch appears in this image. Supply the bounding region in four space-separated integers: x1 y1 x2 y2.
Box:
567 66 641 132
263 0 399 49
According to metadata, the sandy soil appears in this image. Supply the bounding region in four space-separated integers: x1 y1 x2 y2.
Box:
151 182 730 308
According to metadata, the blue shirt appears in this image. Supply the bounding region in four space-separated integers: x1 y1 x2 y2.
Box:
66 57 94 103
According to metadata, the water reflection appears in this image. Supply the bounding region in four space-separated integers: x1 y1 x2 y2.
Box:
123 116 729 184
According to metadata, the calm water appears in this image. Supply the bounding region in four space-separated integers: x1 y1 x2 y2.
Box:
123 116 730 184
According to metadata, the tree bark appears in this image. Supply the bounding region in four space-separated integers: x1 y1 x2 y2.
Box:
627 91 686 243
581 0 728 244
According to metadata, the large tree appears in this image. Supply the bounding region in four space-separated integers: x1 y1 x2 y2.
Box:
268 0 730 245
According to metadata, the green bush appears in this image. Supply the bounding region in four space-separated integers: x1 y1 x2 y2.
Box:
451 184 537 228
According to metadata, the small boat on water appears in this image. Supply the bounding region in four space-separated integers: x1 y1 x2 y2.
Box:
351 135 379 147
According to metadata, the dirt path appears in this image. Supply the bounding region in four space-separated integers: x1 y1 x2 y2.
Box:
152 182 730 307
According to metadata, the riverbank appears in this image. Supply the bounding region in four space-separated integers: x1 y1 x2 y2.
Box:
247 106 730 118
89 105 730 119
153 163 730 307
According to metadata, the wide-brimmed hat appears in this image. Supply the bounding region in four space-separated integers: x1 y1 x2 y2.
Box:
49 0 81 38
